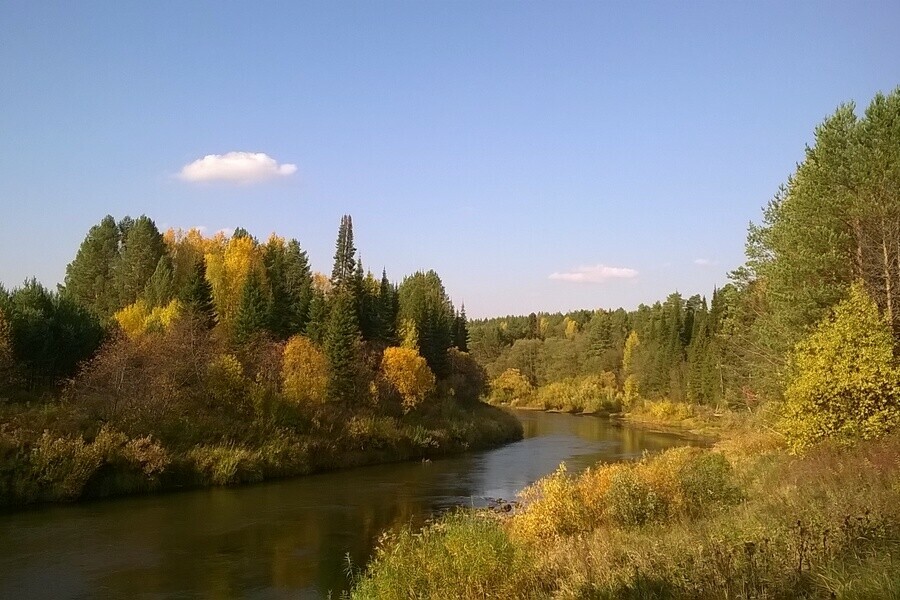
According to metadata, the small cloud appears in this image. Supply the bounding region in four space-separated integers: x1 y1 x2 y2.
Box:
179 151 297 184
549 264 638 283
694 258 717 267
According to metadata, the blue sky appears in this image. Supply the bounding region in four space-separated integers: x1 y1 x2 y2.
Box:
1 1 898 318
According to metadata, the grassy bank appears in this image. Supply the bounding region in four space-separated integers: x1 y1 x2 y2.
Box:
0 398 521 509
351 404 900 599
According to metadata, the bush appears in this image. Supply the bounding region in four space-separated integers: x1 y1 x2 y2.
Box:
353 513 541 600
489 368 533 405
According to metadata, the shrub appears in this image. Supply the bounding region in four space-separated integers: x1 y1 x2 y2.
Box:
353 513 541 600
489 368 533 405
281 335 328 407
380 346 436 412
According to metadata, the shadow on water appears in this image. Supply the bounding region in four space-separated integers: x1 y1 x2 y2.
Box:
0 410 700 599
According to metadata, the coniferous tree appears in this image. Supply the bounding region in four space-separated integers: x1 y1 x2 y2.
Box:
454 304 469 352
232 270 269 344
305 290 329 344
324 290 361 404
284 239 313 334
63 215 121 318
179 258 217 329
398 270 454 377
377 269 398 345
331 215 356 291
114 215 166 309
143 255 175 308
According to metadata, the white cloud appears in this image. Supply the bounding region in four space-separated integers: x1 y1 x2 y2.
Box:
179 152 297 184
693 258 717 266
549 264 638 283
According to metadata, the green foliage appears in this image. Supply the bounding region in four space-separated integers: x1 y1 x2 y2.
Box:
62 215 121 318
397 270 455 377
2 280 104 387
231 269 269 344
331 214 357 291
781 283 900 450
352 513 542 600
178 258 217 329
114 215 167 309
324 290 362 404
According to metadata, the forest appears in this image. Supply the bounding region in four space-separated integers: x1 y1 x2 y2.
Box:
0 214 519 507
350 91 900 598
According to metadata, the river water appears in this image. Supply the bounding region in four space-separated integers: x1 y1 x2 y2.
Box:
0 410 698 599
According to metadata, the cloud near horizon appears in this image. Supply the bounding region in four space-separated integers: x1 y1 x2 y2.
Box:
179 152 297 183
693 258 717 266
549 264 638 283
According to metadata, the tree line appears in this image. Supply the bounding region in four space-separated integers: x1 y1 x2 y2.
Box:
472 88 900 449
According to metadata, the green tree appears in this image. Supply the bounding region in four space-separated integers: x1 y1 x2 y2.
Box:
232 270 269 344
62 215 121 318
453 304 469 353
324 290 362 404
331 215 357 291
285 239 313 334
397 270 454 378
114 215 166 309
179 258 217 329
143 255 175 308
781 283 900 450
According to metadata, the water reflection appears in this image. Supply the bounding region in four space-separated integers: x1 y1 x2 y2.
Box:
0 411 699 599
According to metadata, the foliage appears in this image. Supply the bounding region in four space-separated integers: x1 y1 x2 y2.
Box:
281 335 328 408
352 513 542 600
380 346 436 412
489 368 533 405
781 283 900 450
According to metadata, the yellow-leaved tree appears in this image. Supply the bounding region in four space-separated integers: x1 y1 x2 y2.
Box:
114 300 181 338
205 233 265 328
781 283 900 451
489 368 533 405
282 335 329 407
381 346 435 412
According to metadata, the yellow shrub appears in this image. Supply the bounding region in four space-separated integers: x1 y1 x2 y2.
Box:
381 346 436 412
282 335 329 407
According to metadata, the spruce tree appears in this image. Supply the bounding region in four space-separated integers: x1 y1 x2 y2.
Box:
232 270 269 344
324 290 361 404
305 290 329 344
331 215 356 290
284 239 313 334
454 305 469 352
179 258 217 329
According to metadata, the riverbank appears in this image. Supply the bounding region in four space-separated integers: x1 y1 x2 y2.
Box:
0 398 522 510
351 403 900 599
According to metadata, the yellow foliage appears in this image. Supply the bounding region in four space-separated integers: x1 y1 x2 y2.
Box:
563 317 579 340
206 354 248 403
282 335 329 407
114 300 181 338
489 368 533 405
381 346 436 412
399 318 419 350
205 234 265 327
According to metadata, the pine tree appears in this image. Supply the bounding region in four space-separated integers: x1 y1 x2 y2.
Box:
324 290 361 404
179 258 217 329
62 215 121 318
114 215 166 309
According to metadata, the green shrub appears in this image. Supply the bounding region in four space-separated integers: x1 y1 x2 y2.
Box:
352 513 541 600
606 468 669 526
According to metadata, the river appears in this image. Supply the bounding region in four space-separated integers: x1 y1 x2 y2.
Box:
0 410 699 599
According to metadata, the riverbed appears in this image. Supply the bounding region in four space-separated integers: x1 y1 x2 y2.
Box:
0 410 699 599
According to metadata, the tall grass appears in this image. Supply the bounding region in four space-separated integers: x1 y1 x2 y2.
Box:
351 433 900 599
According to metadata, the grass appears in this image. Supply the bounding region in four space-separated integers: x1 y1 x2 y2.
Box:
350 416 900 600
0 398 522 508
